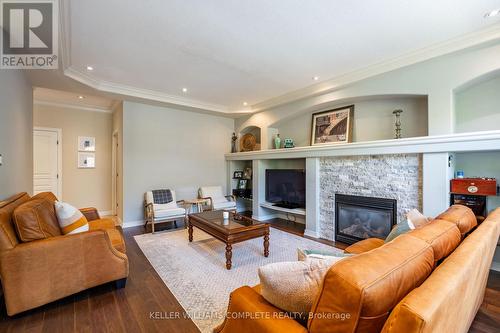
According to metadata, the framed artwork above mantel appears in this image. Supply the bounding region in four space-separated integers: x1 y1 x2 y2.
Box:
311 105 354 146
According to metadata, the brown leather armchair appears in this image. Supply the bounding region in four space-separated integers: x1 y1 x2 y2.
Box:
0 192 129 316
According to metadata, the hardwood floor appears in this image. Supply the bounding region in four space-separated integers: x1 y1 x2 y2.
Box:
0 221 499 333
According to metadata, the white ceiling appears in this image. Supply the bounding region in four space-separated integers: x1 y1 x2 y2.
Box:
55 1 500 113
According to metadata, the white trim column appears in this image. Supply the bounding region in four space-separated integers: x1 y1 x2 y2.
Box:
305 157 320 238
423 152 453 217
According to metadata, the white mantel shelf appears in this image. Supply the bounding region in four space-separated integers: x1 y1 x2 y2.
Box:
225 131 500 161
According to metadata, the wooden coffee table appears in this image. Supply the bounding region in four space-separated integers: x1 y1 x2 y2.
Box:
188 211 270 270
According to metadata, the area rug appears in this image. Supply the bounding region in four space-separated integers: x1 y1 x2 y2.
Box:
134 227 342 333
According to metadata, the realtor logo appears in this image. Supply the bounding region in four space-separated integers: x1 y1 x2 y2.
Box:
1 0 58 69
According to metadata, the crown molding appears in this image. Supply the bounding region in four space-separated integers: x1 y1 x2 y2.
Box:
34 100 113 113
58 2 500 115
63 67 231 114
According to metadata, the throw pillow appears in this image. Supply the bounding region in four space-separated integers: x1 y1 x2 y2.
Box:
55 201 89 234
13 198 62 242
407 208 431 228
297 248 352 261
385 219 414 243
258 256 345 315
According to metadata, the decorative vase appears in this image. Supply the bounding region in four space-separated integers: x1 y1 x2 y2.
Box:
274 134 281 149
393 109 403 139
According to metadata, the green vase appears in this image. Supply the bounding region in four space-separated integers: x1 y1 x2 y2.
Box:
274 134 281 149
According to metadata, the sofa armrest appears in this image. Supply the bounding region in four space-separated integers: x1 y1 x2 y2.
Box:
225 195 236 202
214 286 308 333
80 207 101 221
344 238 385 254
200 196 214 210
0 230 128 315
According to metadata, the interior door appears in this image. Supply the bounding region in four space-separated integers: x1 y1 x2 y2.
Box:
33 129 60 197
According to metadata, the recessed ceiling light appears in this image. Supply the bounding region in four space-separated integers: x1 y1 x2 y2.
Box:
313 76 319 81
78 95 84 99
182 87 188 93
485 9 500 18
86 66 94 71
243 102 248 106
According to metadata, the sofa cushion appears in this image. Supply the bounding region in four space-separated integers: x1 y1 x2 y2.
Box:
213 201 236 210
0 192 31 250
259 257 345 315
200 186 227 204
308 234 434 333
436 205 477 237
13 198 62 242
154 207 186 219
344 238 385 254
407 219 461 262
31 192 58 203
55 201 89 235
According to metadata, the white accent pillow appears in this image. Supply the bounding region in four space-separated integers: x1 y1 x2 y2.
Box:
258 256 345 315
54 201 89 234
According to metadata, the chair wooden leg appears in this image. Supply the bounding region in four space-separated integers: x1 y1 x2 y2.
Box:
174 220 178 228
152 220 155 234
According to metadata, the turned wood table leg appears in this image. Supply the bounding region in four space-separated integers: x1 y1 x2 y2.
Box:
264 230 270 257
188 223 193 242
225 243 233 270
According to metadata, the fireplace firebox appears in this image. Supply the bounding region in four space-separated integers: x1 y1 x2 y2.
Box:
335 194 397 245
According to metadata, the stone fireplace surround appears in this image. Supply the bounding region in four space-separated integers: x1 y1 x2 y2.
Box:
319 154 422 241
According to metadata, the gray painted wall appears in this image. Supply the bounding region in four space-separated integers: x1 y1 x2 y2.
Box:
0 71 33 199
122 101 234 223
455 75 500 133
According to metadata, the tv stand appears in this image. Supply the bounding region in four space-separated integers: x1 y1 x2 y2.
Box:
260 202 306 216
274 202 301 209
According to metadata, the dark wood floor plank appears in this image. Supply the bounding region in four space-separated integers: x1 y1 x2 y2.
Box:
0 223 498 333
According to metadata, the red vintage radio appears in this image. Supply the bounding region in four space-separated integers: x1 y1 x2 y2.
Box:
450 178 497 196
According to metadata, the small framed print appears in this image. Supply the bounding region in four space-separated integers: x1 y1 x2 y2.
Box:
78 152 96 168
237 179 248 189
233 171 243 179
78 136 96 151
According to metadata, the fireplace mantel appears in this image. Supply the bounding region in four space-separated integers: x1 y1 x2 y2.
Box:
225 130 500 161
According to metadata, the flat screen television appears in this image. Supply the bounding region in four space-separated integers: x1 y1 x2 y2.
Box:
265 169 306 209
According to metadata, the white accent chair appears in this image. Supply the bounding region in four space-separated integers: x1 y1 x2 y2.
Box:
144 190 187 233
199 186 237 212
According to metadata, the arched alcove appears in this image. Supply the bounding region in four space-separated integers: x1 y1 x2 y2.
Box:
239 125 261 151
453 69 500 133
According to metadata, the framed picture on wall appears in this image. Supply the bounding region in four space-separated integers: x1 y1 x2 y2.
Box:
78 136 96 151
233 171 243 179
311 105 354 145
237 179 248 189
78 152 96 168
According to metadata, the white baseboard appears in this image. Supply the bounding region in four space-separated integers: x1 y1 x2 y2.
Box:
99 210 113 216
304 229 320 238
123 220 145 228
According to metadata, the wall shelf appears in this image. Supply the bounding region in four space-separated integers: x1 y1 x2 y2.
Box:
225 130 500 161
260 202 306 216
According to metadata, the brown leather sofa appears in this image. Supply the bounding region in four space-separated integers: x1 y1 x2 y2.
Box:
215 205 500 333
0 192 129 316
